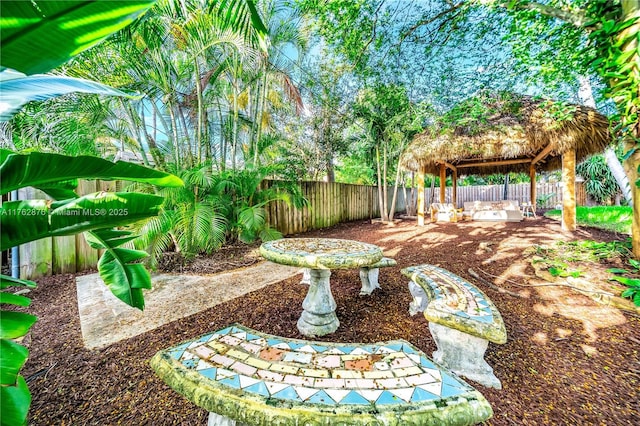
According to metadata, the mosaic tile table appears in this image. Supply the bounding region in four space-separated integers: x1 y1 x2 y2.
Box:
259 238 384 337
402 264 507 389
151 324 494 426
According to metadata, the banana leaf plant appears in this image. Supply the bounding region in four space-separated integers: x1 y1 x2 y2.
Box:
1 2 162 425
0 1 269 424
0 150 183 425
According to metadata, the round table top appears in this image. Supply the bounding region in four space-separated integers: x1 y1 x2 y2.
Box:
259 238 383 269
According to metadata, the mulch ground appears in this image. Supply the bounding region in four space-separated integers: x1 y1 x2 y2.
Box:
22 217 639 425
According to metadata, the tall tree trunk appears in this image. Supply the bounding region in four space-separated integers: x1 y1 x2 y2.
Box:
137 103 165 169
382 142 389 220
217 103 226 171
578 76 632 205
253 63 269 166
407 172 416 216
151 101 173 167
376 146 388 221
231 55 240 171
323 117 335 182
194 60 204 165
620 0 640 257
177 105 194 168
119 100 150 166
388 155 403 221
604 148 632 204
167 102 181 168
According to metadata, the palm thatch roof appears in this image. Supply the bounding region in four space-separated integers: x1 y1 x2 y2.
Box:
401 92 612 176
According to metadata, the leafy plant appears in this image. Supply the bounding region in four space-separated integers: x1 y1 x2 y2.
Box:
556 240 630 263
536 192 556 208
548 264 583 278
0 151 182 425
1 2 178 425
531 256 583 278
577 155 620 204
132 164 228 266
212 165 307 244
608 259 640 307
528 239 632 282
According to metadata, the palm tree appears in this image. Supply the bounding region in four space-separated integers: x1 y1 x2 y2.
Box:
133 164 227 266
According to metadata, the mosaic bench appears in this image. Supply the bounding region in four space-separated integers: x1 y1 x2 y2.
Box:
401 265 507 389
150 324 493 426
300 257 397 296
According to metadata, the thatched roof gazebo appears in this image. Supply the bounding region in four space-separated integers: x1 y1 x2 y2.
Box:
400 92 612 229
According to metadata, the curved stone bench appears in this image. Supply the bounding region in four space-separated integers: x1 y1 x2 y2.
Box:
151 324 493 426
401 265 507 389
300 257 397 296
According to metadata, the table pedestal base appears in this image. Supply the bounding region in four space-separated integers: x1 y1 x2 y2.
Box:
297 269 339 337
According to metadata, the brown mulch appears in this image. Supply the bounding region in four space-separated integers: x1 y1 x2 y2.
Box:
22 217 640 425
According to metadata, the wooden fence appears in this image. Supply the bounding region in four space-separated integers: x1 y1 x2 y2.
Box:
15 180 116 279
11 179 585 279
262 180 406 236
420 182 586 209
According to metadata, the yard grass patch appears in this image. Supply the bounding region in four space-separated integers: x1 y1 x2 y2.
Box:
545 206 632 235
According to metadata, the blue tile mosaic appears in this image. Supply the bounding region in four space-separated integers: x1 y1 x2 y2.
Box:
160 324 477 409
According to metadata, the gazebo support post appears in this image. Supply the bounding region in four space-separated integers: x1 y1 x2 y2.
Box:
561 149 577 231
417 170 425 226
439 163 446 203
452 168 458 207
529 164 537 207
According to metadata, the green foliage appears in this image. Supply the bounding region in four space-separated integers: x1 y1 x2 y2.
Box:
531 253 583 279
545 205 632 235
0 2 187 424
212 166 307 244
536 192 556 208
335 156 376 185
436 91 524 136
8 96 116 157
548 264 583 278
584 0 640 183
0 193 164 250
0 150 181 425
577 155 620 204
135 164 307 265
133 164 228 265
0 71 141 122
86 229 153 309
0 148 181 192
529 238 631 282
555 239 631 262
608 258 640 306
0 0 157 75
506 11 588 91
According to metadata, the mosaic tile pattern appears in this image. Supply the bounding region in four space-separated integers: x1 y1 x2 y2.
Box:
151 324 493 425
260 238 383 269
402 265 507 344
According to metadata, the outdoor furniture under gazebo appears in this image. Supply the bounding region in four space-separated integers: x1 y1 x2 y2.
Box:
400 92 612 230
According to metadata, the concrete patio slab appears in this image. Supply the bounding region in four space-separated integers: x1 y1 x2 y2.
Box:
76 261 301 349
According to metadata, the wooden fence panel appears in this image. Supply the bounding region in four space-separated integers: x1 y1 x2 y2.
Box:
53 236 76 274
261 180 404 236
15 178 586 278
18 187 52 278
74 180 99 272
444 182 581 209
